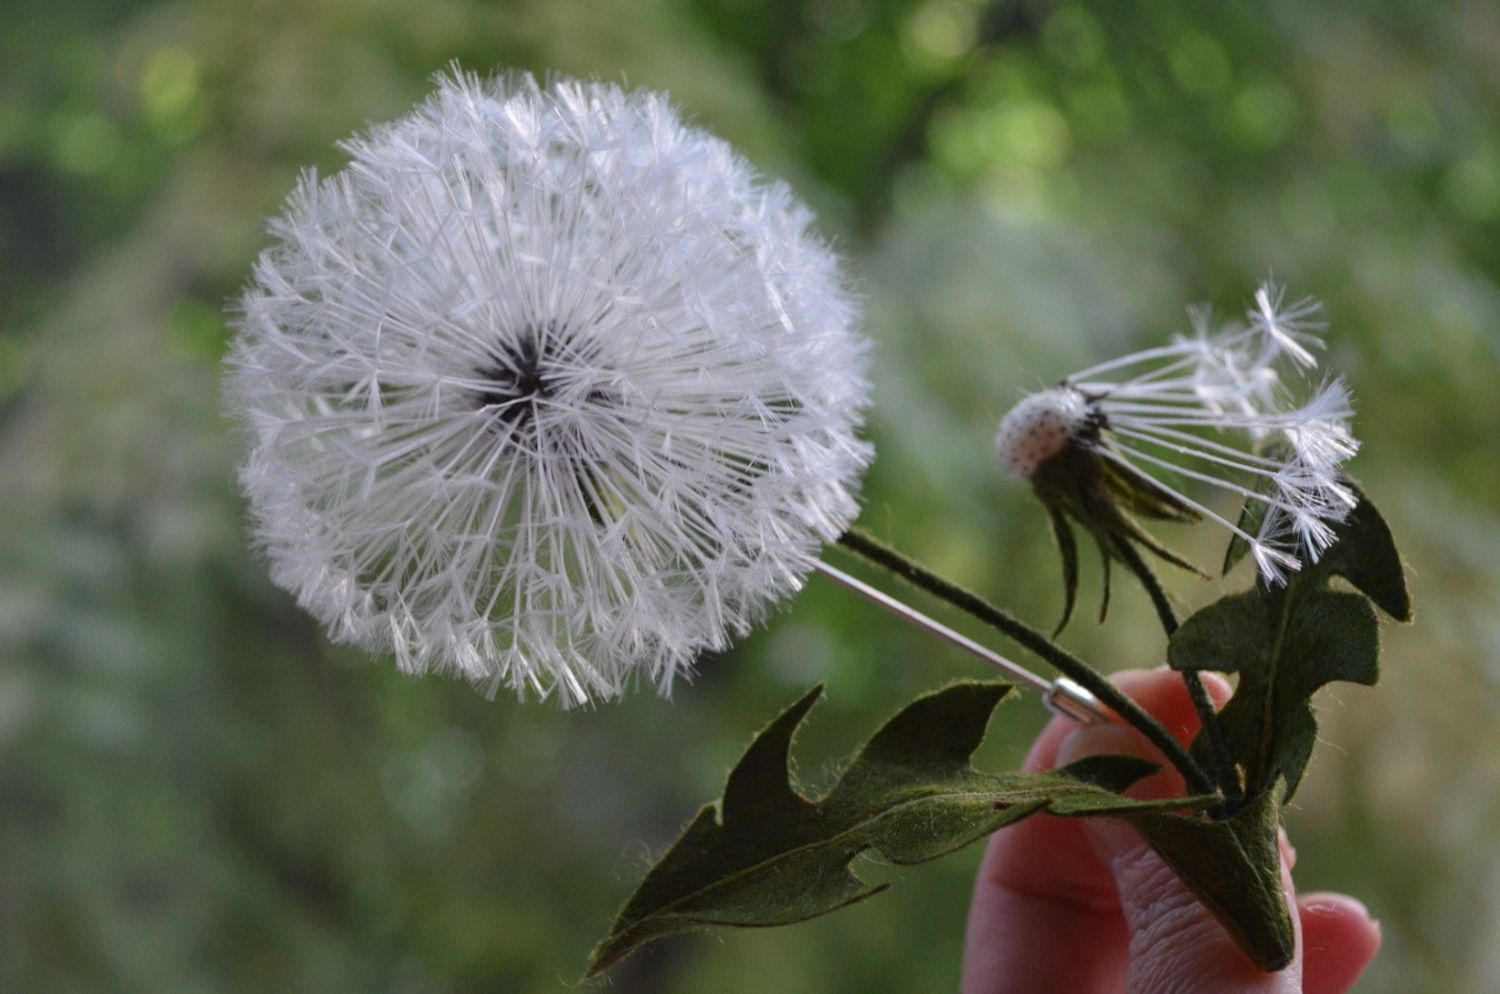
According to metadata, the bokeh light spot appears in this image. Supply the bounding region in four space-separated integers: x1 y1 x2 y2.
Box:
53 113 121 176
903 0 979 71
1229 78 1297 150
1385 89 1441 157
1168 30 1231 96
1042 6 1105 72
139 47 204 142
1444 154 1500 221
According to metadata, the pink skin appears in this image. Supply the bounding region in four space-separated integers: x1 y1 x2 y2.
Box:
962 669 1382 994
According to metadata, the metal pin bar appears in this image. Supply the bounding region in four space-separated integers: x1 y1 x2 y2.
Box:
811 559 1108 726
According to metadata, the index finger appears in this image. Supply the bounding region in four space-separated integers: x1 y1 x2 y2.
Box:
960 669 1229 994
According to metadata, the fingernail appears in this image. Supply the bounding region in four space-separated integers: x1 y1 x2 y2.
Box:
1200 671 1233 705
1301 892 1374 923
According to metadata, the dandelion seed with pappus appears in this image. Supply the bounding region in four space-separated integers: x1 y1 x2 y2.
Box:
995 282 1359 630
226 69 872 705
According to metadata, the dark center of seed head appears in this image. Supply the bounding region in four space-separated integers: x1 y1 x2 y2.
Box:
473 323 618 430
474 328 553 426
1077 387 1110 444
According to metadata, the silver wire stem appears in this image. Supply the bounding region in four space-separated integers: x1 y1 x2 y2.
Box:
811 559 1108 726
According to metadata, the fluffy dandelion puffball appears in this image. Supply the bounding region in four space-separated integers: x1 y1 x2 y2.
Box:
995 282 1358 585
226 70 872 705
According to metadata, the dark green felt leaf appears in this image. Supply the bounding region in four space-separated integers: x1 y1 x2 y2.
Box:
1224 480 1410 622
1122 786 1294 972
1312 482 1411 622
1175 486 1403 802
1147 485 1410 971
1172 588 1377 799
586 682 1214 977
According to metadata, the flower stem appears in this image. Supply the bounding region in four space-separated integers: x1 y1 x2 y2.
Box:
836 527 1217 796
1109 536 1243 808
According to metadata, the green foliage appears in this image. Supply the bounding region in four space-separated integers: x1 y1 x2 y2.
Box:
1127 486 1412 971
1172 485 1411 802
588 681 1214 976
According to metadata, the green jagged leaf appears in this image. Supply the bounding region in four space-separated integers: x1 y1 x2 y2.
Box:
1220 442 1288 577
1137 485 1411 972
1311 481 1412 622
1171 586 1377 800
586 682 1215 977
1122 786 1294 972
1223 479 1410 623
1222 492 1267 577
1174 485 1409 802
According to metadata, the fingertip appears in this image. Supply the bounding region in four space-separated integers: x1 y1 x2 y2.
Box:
1201 670 1233 707
1019 711 1084 773
1105 668 1215 747
1026 668 1230 773
1057 723 1152 765
1298 893 1382 994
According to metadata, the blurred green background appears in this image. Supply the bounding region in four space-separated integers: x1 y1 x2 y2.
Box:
3 0 1499 991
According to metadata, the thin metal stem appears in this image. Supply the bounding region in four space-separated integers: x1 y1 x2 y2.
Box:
811 560 1107 725
833 528 1218 796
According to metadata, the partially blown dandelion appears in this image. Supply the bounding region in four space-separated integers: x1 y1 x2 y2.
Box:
995 282 1357 628
227 70 871 704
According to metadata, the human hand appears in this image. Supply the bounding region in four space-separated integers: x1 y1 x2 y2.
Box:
961 669 1381 994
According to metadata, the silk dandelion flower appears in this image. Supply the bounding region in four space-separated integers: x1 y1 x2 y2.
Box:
226 70 872 705
994 281 1357 629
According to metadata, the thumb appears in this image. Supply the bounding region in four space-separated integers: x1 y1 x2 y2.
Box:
1057 723 1302 994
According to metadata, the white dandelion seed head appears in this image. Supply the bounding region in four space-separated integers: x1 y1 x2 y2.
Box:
1249 280 1326 370
993 386 1092 480
1182 310 1282 425
225 69 873 705
1249 538 1302 588
1283 378 1360 470
998 282 1359 585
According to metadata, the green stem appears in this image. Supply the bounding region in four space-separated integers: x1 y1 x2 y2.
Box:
1110 536 1243 808
836 528 1217 797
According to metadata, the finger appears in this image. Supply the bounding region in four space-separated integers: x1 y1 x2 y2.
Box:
1023 669 1233 776
963 720 1132 994
983 670 1222 905
995 668 1230 904
1298 893 1381 994
961 669 1229 994
961 851 1130 994
1060 712 1304 992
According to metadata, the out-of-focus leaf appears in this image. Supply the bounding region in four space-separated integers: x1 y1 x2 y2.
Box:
586 682 1215 977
